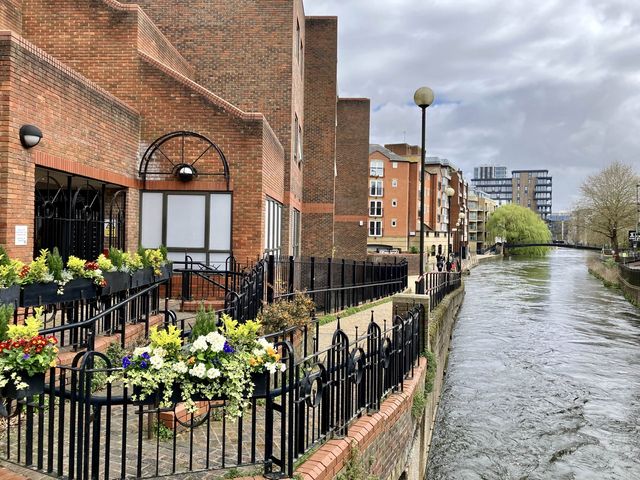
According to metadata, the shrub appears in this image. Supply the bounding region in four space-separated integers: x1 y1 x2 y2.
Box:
336 443 378 480
190 305 219 341
0 304 13 341
257 292 315 334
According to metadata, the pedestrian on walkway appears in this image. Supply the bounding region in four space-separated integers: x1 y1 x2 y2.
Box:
437 255 444 272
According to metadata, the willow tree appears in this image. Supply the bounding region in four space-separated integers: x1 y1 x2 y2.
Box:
486 204 551 256
578 161 639 252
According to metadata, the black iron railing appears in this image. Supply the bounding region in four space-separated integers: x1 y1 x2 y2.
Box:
1 304 424 479
619 262 640 287
415 271 462 311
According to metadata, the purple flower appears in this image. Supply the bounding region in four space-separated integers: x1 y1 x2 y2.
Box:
122 356 131 369
223 342 235 354
140 361 148 369
141 352 150 360
22 353 30 360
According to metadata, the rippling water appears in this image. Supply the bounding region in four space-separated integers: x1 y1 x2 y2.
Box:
426 250 640 480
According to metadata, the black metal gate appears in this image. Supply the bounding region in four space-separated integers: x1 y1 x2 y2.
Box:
34 169 126 260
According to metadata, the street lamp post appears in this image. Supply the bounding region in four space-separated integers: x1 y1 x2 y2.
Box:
459 211 466 260
414 87 434 294
445 186 455 259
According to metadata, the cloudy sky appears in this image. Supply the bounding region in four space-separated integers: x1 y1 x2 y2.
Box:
305 0 640 210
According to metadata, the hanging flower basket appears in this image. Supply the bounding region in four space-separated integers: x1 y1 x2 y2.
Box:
130 267 154 289
21 282 59 307
101 271 130 295
2 371 46 400
0 285 20 306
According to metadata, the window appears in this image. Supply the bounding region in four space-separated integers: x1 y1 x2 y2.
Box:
392 179 398 188
391 219 397 228
265 197 282 256
370 159 384 177
392 162 398 169
391 199 398 207
294 114 303 164
291 208 301 257
369 220 382 237
369 200 383 216
370 180 383 196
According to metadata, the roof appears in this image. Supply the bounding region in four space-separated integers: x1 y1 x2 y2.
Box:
425 156 459 171
369 144 408 162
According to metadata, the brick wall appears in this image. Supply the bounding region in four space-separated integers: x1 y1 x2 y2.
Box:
334 99 369 260
0 31 141 261
0 0 22 33
300 16 337 257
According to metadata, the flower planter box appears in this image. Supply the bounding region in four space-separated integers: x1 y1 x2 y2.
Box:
250 371 269 398
58 278 96 303
2 371 46 400
154 264 173 283
21 282 59 307
130 267 154 289
0 285 20 306
132 383 182 405
101 271 130 295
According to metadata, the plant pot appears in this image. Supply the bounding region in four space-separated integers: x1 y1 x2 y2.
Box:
2 371 46 400
130 267 154 289
249 371 269 398
0 285 20 306
59 278 96 302
132 383 181 405
154 264 173 283
21 282 59 307
101 271 130 295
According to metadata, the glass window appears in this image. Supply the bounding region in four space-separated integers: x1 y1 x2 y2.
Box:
291 208 301 257
370 159 384 177
209 193 232 251
140 192 163 247
166 195 206 248
369 200 383 216
368 220 382 237
392 179 398 188
392 162 398 169
264 197 282 256
370 180 383 196
391 219 397 228
391 199 398 207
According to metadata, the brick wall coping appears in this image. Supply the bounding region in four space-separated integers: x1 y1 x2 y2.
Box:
337 97 370 103
0 30 139 116
295 357 427 480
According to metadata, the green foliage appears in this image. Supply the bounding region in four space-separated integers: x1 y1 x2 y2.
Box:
47 248 64 282
109 247 125 271
159 245 168 261
0 246 10 266
96 254 114 272
152 420 174 441
91 342 128 392
137 245 151 268
411 389 426 419
0 258 22 288
409 246 419 254
190 305 219 341
257 292 315 333
8 307 44 339
23 249 53 284
423 349 437 394
486 204 551 256
336 443 379 480
149 325 182 356
0 304 13 341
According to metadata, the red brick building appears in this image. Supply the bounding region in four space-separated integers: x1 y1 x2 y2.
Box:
0 0 369 264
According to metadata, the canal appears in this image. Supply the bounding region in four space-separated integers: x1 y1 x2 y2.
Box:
426 249 640 480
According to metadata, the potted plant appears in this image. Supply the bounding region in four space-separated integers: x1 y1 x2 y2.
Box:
125 251 152 288
0 247 22 306
148 247 172 282
98 251 129 295
20 250 58 307
0 307 58 400
62 255 104 302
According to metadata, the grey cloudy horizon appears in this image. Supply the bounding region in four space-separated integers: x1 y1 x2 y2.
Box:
305 0 640 211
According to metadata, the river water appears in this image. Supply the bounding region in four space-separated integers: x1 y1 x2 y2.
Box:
426 250 640 480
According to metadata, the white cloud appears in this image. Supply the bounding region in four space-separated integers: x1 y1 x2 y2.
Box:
305 0 640 209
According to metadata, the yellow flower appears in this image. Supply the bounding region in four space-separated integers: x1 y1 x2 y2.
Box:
49 359 57 368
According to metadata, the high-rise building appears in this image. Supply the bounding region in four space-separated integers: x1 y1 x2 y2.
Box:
511 170 552 220
473 165 507 180
471 170 512 205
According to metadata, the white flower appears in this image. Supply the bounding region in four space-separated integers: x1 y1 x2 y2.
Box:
205 332 227 352
189 363 207 378
172 361 188 374
266 362 278 374
191 336 209 352
206 367 221 379
257 338 271 350
150 355 164 369
252 348 263 357
152 346 167 358
280 363 287 372
133 347 149 357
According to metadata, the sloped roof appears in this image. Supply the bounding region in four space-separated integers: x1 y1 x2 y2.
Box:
369 144 408 162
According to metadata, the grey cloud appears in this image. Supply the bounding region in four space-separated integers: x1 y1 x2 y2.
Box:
306 0 640 209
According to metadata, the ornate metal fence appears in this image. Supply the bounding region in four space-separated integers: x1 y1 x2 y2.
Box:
415 271 462 311
0 304 424 479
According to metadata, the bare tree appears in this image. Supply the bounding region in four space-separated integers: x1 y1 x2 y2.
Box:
579 161 639 253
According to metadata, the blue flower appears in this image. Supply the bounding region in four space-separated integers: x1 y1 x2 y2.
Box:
22 353 30 360
122 356 131 368
140 361 148 369
141 352 150 360
223 342 235 354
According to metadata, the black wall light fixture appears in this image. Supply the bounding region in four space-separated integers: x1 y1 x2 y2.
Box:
174 163 197 182
20 125 43 148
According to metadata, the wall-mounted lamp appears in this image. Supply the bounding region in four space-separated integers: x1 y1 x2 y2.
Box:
174 163 197 182
20 125 43 148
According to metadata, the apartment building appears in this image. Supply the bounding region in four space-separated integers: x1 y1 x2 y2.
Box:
471 165 512 206
0 0 369 264
511 170 553 220
468 190 498 254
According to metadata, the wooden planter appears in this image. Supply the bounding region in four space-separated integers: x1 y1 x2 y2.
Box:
21 282 59 307
101 271 130 295
0 285 20 306
2 371 46 400
130 267 154 289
